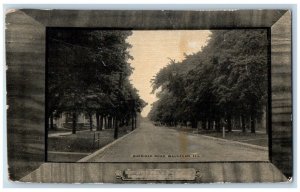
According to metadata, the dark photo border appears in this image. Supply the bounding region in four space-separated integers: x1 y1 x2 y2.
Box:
45 27 271 164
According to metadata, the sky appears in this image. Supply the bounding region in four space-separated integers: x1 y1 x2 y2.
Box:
127 30 211 117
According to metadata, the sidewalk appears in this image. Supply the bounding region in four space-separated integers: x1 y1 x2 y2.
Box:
48 129 91 137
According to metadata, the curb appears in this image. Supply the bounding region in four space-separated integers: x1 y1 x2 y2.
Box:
77 128 138 162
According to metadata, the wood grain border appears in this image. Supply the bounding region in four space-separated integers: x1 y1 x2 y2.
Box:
5 9 292 183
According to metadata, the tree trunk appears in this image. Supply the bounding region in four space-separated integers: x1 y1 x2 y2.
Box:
72 112 77 134
50 113 54 130
226 115 232 132
110 117 112 129
111 116 113 129
114 117 119 139
109 116 112 129
112 116 115 130
215 118 221 132
103 116 105 129
202 120 207 130
89 113 93 131
191 120 197 128
106 116 109 129
100 115 103 130
131 114 134 131
104 116 107 129
242 115 246 133
120 118 124 127
126 117 129 126
96 112 100 131
250 114 256 133
208 119 211 130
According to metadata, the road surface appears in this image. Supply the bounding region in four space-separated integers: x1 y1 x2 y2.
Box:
83 121 268 162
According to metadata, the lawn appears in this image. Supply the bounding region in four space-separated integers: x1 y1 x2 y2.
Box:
47 126 131 161
199 131 268 147
48 129 70 135
48 126 90 135
168 126 268 147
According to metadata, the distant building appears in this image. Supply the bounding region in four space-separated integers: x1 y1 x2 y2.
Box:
50 113 97 130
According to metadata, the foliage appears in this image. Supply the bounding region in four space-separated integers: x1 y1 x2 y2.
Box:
149 29 268 133
48 29 146 133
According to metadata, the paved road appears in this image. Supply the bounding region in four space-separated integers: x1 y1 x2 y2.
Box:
84 121 268 162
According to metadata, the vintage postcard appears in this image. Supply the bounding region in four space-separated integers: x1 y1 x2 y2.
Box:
5 9 292 183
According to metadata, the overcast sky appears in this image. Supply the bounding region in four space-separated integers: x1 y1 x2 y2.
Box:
127 30 211 117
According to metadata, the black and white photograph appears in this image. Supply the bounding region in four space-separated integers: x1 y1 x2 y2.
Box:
5 9 292 183
46 28 270 163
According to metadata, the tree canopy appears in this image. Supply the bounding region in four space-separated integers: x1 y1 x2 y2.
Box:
149 29 268 133
47 28 146 134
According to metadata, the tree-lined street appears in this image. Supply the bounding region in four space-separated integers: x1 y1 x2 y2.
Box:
83 120 268 162
47 29 269 163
